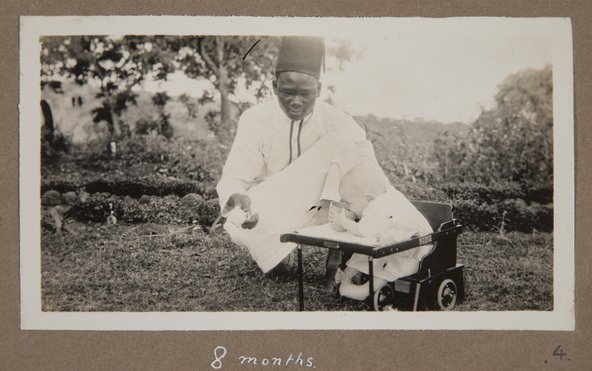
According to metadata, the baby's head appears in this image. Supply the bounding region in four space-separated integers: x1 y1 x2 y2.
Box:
338 163 388 217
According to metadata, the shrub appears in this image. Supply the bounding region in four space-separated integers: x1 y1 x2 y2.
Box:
134 118 161 136
391 181 448 202
65 193 220 227
442 181 523 203
452 199 499 231
521 180 554 204
499 199 553 232
441 181 552 205
41 131 71 165
41 177 216 199
452 198 552 232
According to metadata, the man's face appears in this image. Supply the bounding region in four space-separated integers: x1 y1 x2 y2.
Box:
273 71 321 121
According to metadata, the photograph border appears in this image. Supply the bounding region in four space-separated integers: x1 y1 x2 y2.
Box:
20 15 574 331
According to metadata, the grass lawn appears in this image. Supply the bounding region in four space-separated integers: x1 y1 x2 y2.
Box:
40 146 553 312
42 221 552 312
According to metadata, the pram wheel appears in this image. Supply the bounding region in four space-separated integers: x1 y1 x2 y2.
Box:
373 284 396 311
436 278 458 310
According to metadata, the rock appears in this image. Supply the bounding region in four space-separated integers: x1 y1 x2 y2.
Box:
139 195 152 204
42 190 62 206
53 205 67 215
181 193 203 207
78 188 90 203
62 191 78 205
203 185 217 196
123 195 134 203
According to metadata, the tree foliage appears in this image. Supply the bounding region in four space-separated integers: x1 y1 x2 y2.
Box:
41 35 284 143
41 36 177 137
433 66 553 188
41 35 365 147
327 38 362 70
169 36 280 143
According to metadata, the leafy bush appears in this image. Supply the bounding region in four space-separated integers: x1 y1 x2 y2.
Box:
390 181 448 203
152 92 174 139
441 181 552 205
432 66 553 188
41 131 71 165
452 199 499 231
163 138 226 182
117 134 171 163
80 135 226 185
443 181 522 203
66 193 220 227
453 198 552 232
134 118 161 136
499 199 553 233
42 178 216 199
520 180 554 205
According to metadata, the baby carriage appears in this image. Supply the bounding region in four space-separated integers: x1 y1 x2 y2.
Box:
280 201 464 311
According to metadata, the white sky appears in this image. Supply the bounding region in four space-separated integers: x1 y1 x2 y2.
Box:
144 19 553 124
320 30 551 123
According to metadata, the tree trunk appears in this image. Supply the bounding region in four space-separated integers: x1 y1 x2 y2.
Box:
112 112 123 138
215 38 231 125
219 68 231 124
41 100 55 143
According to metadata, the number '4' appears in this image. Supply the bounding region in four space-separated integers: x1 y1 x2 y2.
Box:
553 345 567 360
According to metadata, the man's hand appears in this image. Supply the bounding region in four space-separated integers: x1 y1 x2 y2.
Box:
223 193 251 215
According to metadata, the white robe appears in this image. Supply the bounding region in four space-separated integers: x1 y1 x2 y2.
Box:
217 99 382 272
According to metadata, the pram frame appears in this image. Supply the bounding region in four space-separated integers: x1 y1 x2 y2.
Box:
279 201 464 311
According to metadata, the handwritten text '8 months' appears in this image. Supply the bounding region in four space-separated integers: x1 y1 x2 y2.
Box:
211 346 316 369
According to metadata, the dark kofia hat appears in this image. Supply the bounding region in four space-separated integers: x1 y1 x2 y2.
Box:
275 36 325 80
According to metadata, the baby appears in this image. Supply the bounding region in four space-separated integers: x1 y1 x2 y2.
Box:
328 163 433 301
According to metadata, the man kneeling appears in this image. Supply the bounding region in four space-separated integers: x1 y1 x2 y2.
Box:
216 36 383 281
